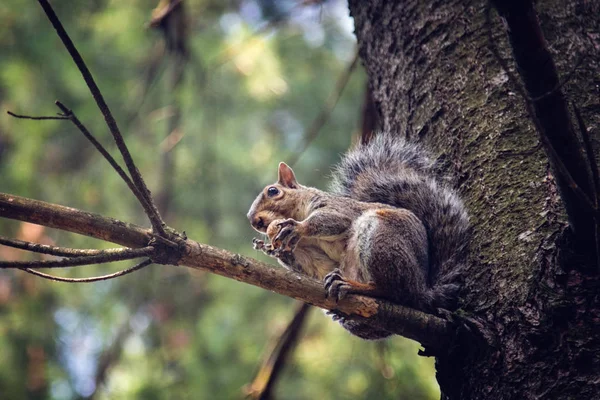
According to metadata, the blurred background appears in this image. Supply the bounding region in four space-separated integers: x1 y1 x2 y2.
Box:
0 0 439 399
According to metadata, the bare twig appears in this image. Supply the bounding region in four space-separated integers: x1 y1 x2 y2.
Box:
0 235 139 258
6 111 69 120
0 246 153 269
246 303 311 399
53 101 150 211
286 50 360 167
37 0 167 236
22 259 152 283
7 103 154 217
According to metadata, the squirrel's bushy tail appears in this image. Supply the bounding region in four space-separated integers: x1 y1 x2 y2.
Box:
330 133 470 310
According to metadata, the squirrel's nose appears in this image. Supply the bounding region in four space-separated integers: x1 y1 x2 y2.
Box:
253 216 265 230
248 213 266 231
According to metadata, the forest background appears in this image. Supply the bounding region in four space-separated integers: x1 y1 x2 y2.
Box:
0 0 439 399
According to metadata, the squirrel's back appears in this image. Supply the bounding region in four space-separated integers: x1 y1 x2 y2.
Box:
330 133 470 309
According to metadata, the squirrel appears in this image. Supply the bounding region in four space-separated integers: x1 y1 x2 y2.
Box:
247 132 470 340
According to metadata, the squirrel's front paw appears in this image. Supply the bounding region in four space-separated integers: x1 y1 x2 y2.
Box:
252 238 277 256
270 219 301 252
252 238 265 250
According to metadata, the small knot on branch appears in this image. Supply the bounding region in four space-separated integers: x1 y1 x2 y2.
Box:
148 228 187 265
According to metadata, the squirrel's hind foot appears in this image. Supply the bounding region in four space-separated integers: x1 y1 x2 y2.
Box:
325 309 348 323
324 268 379 302
324 268 350 301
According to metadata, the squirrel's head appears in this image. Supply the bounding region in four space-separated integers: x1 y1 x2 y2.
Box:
247 162 306 233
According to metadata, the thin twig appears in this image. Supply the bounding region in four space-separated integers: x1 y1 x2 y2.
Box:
8 103 154 221
37 0 167 236
7 111 69 120
22 259 152 283
286 49 360 166
0 235 138 258
9 102 152 215
54 101 151 212
246 303 311 399
0 246 153 269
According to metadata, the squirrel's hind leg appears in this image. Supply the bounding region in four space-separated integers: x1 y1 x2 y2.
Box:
323 268 380 301
350 208 431 308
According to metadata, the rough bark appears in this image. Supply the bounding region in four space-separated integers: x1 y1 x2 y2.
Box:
348 0 600 399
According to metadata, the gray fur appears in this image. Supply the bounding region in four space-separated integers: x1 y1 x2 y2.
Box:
249 132 470 340
331 132 470 310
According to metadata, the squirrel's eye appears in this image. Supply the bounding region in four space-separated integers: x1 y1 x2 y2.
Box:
267 187 280 197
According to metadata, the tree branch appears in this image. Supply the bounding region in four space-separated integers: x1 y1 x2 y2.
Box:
245 303 311 399
37 0 167 236
0 193 152 248
0 192 455 351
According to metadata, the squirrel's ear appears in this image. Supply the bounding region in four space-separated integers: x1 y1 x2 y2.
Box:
278 162 299 188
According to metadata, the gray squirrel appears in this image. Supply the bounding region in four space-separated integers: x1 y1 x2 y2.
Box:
248 133 470 339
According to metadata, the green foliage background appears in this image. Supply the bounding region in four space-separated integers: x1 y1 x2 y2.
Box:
0 1 439 399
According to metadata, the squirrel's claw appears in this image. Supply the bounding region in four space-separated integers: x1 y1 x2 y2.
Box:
255 236 299 267
272 219 300 252
328 281 352 302
326 309 347 323
324 268 350 302
324 268 344 290
252 238 265 250
253 238 277 256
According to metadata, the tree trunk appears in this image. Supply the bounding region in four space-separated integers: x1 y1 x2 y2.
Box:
348 0 600 398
